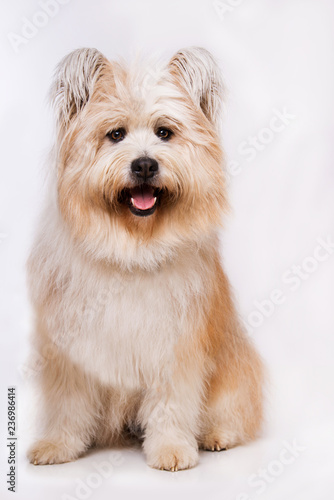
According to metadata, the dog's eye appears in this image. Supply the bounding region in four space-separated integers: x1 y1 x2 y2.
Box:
156 127 173 141
107 128 126 143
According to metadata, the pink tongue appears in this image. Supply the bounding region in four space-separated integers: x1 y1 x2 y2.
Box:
131 187 155 210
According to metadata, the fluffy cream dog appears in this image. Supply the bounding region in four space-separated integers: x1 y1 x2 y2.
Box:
27 47 264 471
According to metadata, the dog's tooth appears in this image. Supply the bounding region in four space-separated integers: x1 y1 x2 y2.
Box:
130 197 135 206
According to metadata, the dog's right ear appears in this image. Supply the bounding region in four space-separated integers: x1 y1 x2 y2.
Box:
168 47 224 130
50 48 109 133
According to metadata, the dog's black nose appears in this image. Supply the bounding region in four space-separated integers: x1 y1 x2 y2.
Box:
131 157 159 181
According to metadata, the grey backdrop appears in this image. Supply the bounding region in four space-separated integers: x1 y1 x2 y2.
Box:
1 1 333 499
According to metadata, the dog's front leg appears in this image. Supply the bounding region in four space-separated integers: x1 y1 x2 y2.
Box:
139 361 204 471
27 345 98 465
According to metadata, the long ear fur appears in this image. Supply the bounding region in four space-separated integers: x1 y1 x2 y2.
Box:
168 47 224 129
50 48 109 133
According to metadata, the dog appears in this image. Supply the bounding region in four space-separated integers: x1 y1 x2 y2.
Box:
27 47 264 471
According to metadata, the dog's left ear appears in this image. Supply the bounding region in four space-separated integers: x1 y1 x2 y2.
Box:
168 47 224 129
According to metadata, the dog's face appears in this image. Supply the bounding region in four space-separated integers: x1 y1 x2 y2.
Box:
52 48 227 268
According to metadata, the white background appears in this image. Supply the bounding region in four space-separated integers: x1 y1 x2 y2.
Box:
1 0 334 499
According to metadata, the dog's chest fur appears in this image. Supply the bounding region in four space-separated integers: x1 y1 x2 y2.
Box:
46 244 210 391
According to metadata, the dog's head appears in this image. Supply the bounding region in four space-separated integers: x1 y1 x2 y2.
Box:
52 47 227 268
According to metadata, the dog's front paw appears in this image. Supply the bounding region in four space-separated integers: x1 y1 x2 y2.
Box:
28 440 82 465
146 443 198 471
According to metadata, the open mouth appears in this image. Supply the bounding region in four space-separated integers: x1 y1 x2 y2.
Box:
120 184 162 217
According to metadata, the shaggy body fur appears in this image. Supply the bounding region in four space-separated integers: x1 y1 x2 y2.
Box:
27 47 264 471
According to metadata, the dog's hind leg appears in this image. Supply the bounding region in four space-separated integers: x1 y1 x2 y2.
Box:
199 323 264 452
198 265 265 451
